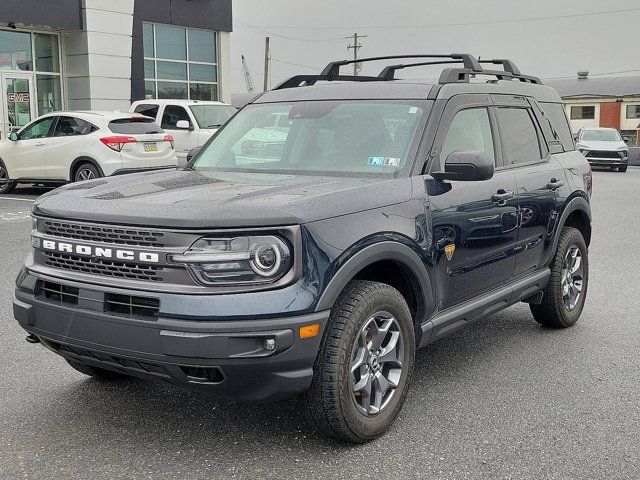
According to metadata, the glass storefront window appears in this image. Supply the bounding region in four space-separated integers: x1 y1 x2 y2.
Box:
36 74 62 114
157 61 187 81
189 64 216 82
188 29 216 63
190 83 218 101
144 81 156 100
0 31 32 71
143 23 219 101
34 33 60 73
157 81 188 99
156 25 186 61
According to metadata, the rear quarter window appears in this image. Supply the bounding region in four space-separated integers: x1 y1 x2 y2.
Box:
541 102 575 152
108 118 162 134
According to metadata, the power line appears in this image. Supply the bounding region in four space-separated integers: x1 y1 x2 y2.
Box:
270 58 321 70
546 69 640 80
235 7 640 31
234 21 344 43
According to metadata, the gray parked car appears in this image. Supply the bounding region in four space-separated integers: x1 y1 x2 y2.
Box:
575 127 629 172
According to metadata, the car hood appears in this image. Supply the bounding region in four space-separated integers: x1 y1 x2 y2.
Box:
576 139 627 151
33 169 412 228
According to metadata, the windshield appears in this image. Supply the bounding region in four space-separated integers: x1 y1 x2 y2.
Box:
192 101 426 177
190 105 237 129
580 129 621 142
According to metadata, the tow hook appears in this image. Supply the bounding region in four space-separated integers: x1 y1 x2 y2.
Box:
25 334 40 344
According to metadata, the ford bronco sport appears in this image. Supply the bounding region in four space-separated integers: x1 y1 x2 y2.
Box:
14 54 592 443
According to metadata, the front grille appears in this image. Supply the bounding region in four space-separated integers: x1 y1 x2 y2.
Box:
44 252 163 282
41 281 80 305
586 150 622 159
43 220 165 247
37 280 160 319
105 293 160 318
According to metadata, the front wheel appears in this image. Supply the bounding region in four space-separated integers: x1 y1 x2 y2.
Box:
303 280 415 443
618 164 628 172
530 226 588 328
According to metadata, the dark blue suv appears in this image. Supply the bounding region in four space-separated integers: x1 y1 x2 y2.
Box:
14 55 592 443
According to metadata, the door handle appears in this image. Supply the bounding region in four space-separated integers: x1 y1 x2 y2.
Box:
491 190 514 204
547 179 565 190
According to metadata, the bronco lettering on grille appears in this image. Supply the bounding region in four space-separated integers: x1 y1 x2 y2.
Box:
41 240 159 263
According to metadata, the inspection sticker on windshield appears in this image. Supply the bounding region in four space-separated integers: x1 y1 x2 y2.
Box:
367 156 401 167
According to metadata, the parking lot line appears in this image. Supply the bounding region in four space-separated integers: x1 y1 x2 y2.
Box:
0 197 35 202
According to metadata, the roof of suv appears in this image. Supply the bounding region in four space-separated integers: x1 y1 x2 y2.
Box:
37 110 153 122
254 54 563 104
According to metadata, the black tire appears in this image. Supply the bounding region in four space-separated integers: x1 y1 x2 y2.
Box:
530 226 588 328
0 159 16 194
303 280 415 443
618 164 628 172
65 359 129 381
73 162 101 182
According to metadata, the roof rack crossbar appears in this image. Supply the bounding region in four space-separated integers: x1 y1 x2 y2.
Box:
479 59 521 75
378 60 463 81
274 74 383 90
320 54 482 78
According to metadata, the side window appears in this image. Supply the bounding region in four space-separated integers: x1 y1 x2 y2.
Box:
440 108 495 167
496 108 543 166
19 117 56 140
161 105 191 129
540 102 575 152
134 104 160 119
54 116 94 137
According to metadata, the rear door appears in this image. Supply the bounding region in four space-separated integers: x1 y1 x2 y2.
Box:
4 116 55 179
159 104 199 160
427 94 519 309
45 115 96 180
491 95 565 276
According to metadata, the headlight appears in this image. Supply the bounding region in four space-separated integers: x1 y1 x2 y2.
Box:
170 235 292 286
578 149 588 155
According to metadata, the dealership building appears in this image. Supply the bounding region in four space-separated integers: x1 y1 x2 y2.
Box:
548 72 640 145
0 0 232 139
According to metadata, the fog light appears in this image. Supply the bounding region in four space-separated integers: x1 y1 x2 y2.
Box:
263 338 276 351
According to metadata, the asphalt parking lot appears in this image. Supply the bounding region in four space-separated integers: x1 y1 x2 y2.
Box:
1 170 639 480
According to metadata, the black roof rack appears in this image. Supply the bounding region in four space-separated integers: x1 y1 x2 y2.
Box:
272 54 542 90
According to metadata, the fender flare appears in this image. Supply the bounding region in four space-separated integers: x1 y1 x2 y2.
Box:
315 241 435 327
550 195 591 258
69 156 104 181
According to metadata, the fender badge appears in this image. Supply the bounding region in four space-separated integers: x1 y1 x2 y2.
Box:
445 244 455 261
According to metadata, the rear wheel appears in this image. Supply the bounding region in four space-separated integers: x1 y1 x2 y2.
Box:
0 159 16 194
303 280 415 443
65 359 129 380
530 227 588 328
73 163 101 182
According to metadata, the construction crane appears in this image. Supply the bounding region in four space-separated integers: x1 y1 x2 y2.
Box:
241 55 255 93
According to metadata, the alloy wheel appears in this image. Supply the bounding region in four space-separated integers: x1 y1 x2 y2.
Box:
350 311 405 416
561 245 583 311
76 168 96 181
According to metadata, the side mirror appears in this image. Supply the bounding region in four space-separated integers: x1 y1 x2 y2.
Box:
8 132 18 141
175 120 193 130
433 150 494 182
573 133 579 141
622 136 630 143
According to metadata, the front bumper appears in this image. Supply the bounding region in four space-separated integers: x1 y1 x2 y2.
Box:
14 271 329 403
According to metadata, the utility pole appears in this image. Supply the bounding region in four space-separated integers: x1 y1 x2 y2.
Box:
346 32 367 76
263 36 270 92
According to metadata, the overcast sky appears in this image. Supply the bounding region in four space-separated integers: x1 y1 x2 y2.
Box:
229 0 640 93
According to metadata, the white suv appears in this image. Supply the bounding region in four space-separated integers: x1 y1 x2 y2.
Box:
0 111 178 194
130 100 236 164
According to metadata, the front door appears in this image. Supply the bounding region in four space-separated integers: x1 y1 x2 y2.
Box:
427 95 519 309
1 73 36 140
